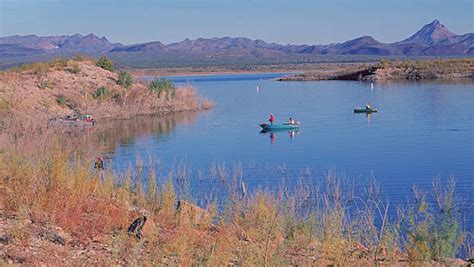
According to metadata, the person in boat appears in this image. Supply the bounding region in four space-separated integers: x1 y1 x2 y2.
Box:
288 117 295 125
365 102 372 110
94 156 104 170
268 113 275 125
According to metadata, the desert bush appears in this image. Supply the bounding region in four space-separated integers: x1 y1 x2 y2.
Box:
52 58 69 68
56 95 66 105
0 98 11 111
402 180 463 261
160 178 176 216
201 98 214 110
72 54 88 61
93 86 108 99
38 79 53 89
71 64 81 74
117 71 133 89
378 58 391 69
17 62 51 75
149 78 175 98
96 56 114 72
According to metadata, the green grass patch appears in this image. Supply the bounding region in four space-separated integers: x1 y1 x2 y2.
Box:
148 78 176 98
38 79 53 89
117 71 133 89
92 86 108 99
56 95 66 106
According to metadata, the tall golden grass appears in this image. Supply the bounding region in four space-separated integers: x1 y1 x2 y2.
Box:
0 121 472 265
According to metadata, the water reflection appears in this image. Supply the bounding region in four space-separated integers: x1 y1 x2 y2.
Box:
260 129 299 144
69 111 198 156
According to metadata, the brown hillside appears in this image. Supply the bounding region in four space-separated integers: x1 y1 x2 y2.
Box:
0 58 204 123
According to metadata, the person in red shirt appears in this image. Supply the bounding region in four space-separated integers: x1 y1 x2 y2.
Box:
268 113 275 125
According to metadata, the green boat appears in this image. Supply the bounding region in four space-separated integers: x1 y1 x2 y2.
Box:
260 122 300 131
354 108 378 113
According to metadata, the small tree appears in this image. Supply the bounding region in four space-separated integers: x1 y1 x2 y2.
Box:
96 56 114 72
117 71 133 89
378 58 390 69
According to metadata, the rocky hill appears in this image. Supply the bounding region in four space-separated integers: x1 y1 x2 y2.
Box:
0 58 205 123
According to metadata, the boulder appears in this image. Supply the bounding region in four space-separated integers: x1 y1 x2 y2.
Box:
175 200 210 226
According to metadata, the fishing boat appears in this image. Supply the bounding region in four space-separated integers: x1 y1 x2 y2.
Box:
354 108 378 113
259 121 300 131
49 114 95 127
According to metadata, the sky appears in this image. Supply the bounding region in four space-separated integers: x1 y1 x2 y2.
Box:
0 0 472 45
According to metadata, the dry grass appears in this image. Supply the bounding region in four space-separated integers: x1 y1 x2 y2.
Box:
200 97 215 110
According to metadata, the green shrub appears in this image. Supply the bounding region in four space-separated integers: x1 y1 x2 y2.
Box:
71 64 81 74
56 95 66 106
148 78 175 98
93 86 108 99
403 180 462 261
52 58 69 68
96 56 114 72
0 98 11 110
72 54 87 61
117 71 133 89
38 79 53 89
378 58 390 69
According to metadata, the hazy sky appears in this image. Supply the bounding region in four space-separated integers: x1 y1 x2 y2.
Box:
0 0 472 45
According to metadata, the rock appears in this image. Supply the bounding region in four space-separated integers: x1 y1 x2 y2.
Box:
0 234 13 245
176 200 210 226
38 226 70 246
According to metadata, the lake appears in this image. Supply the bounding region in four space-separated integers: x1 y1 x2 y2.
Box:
105 73 473 224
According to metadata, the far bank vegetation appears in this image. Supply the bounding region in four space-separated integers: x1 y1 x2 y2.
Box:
280 58 474 81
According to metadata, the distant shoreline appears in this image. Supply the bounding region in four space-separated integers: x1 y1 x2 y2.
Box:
278 58 474 82
128 59 474 82
128 62 364 78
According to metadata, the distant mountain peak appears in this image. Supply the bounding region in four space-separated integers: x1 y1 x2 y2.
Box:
341 36 380 47
400 19 456 44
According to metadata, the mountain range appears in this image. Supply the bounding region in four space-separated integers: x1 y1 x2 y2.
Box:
1 20 472 68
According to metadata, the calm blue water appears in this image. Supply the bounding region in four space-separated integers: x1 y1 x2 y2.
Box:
108 73 473 224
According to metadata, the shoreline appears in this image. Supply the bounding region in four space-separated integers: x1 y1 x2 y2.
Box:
279 58 474 82
131 69 299 78
129 59 474 82
127 62 364 78
127 59 474 81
